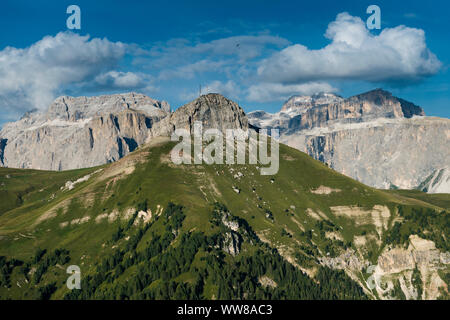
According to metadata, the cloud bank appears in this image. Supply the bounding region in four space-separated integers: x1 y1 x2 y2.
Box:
0 12 442 122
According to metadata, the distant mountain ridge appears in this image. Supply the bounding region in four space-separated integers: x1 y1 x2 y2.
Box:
281 92 345 112
248 89 449 193
249 89 426 133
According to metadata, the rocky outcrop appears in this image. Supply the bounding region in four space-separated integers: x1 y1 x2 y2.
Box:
319 235 449 300
222 231 241 256
249 89 450 191
373 236 449 300
281 92 344 112
0 92 248 171
345 89 425 120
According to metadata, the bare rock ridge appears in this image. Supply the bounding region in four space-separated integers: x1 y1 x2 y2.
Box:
249 89 426 133
248 89 450 192
0 93 247 171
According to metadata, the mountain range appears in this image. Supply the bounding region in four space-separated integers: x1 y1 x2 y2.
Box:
0 93 248 171
1 89 448 194
0 91 449 300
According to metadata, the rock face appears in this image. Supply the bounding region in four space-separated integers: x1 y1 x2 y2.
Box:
373 235 449 300
0 93 248 171
320 235 449 300
248 89 450 191
0 93 170 170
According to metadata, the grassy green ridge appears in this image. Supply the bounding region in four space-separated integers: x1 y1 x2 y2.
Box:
0 139 448 299
388 189 450 210
0 167 99 217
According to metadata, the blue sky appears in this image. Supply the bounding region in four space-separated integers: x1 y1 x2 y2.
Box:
0 0 449 127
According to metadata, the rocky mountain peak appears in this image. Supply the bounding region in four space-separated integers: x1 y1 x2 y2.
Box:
191 93 244 112
274 89 426 132
155 93 248 135
19 108 39 120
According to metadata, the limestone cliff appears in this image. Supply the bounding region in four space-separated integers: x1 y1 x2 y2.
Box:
0 93 170 170
248 89 450 192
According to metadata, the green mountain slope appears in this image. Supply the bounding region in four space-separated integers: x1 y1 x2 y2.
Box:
0 137 448 300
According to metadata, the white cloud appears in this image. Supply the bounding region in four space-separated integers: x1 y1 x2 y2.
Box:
93 71 146 89
140 35 290 80
247 82 337 102
189 35 290 61
150 35 289 61
257 13 441 84
0 32 126 118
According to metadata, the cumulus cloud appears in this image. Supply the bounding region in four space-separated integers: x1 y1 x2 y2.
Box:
247 82 337 102
150 35 289 60
0 32 127 118
257 13 441 84
189 35 290 62
141 35 290 80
